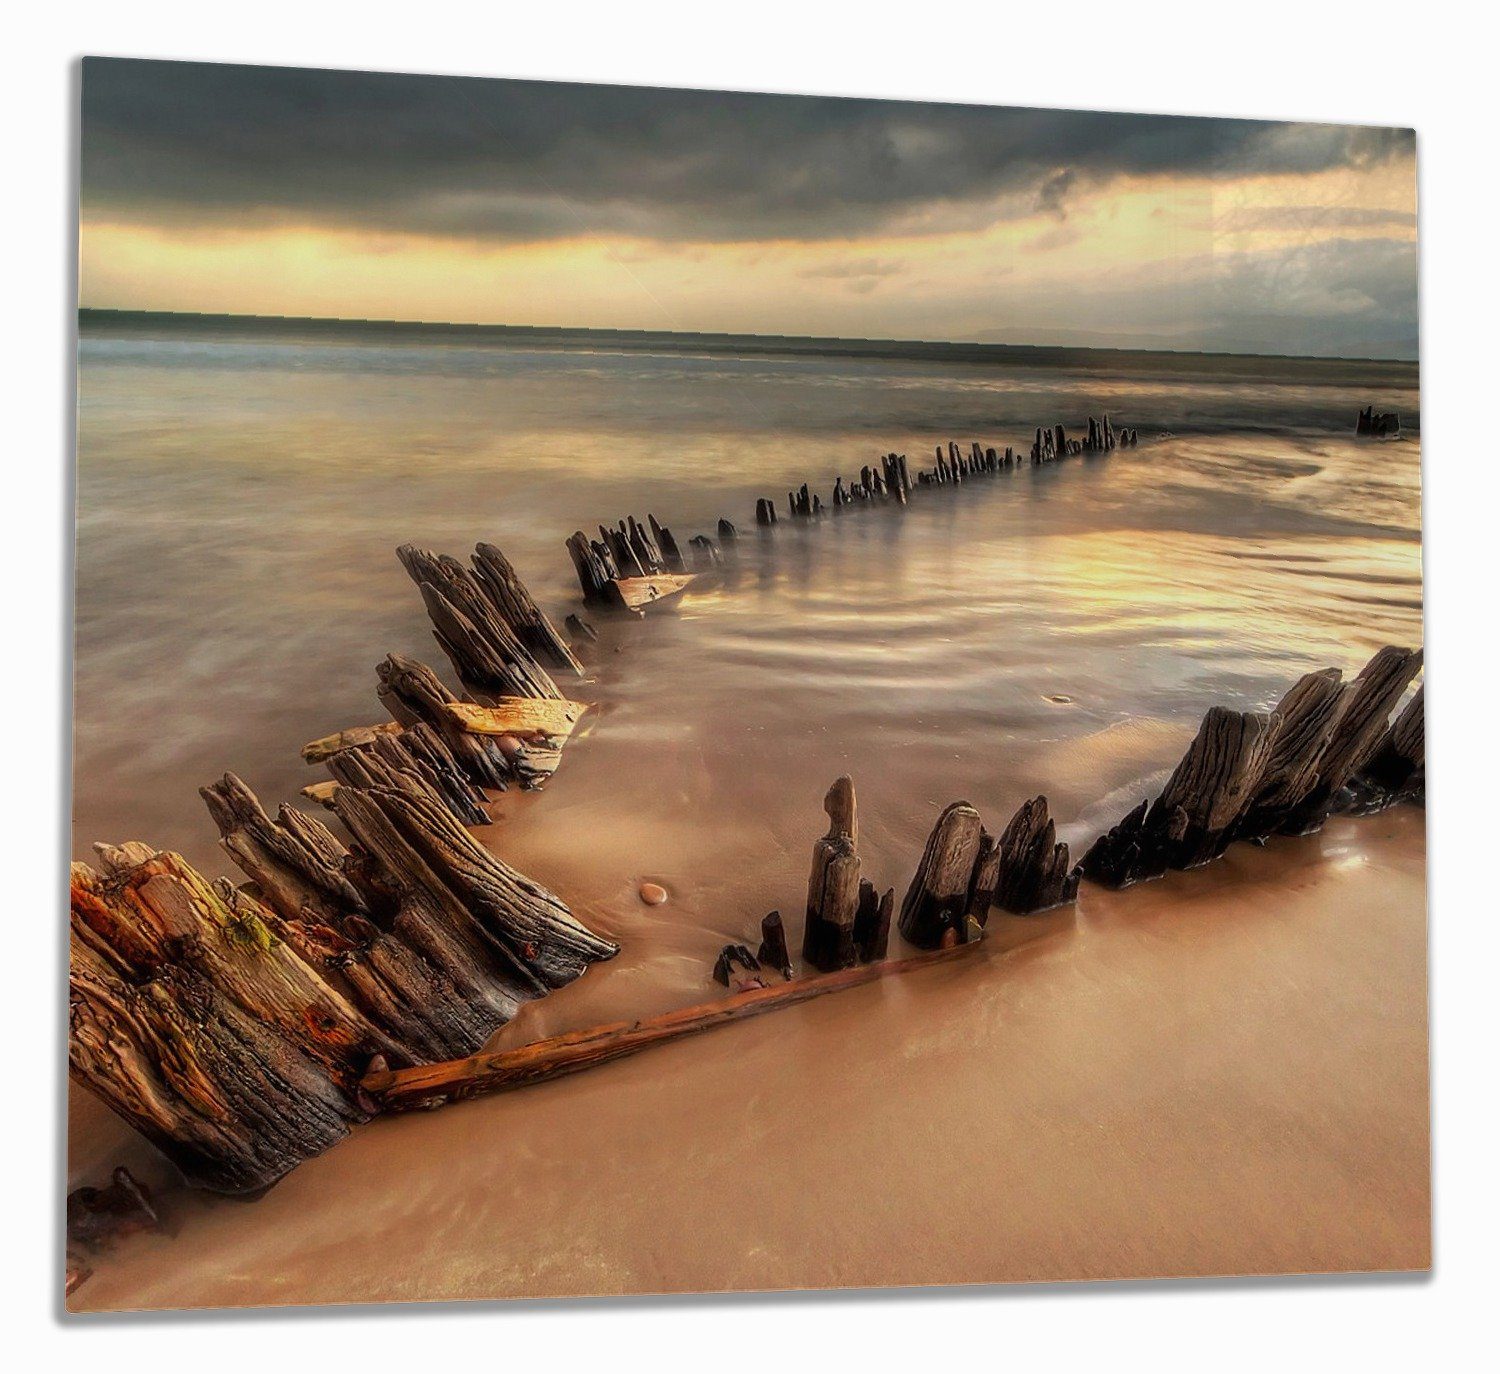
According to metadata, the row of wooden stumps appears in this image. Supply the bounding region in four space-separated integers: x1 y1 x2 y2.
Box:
757 416 1137 530
1032 414 1139 462
562 418 1142 605
365 640 1422 1117
713 776 1073 995
166 606 1417 1139
69 539 623 1209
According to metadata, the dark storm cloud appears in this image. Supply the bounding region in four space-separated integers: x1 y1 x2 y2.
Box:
80 58 1416 244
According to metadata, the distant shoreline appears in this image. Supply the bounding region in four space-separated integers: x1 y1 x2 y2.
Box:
77 308 1420 379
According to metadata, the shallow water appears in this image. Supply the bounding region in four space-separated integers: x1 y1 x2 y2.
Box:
69 323 1427 1303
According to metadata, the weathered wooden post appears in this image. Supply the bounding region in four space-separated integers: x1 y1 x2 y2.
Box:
898 800 984 949
992 796 1078 914
802 776 862 971
757 910 793 979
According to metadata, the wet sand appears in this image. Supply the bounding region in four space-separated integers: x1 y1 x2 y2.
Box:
71 808 1428 1309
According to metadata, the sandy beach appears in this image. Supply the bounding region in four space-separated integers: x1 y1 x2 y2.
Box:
67 318 1427 1309
70 804 1427 1309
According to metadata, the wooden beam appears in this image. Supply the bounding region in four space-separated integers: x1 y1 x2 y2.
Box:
362 939 987 1112
440 697 589 740
605 573 697 615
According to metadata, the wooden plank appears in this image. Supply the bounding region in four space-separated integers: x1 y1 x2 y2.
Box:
362 939 988 1111
605 573 697 614
441 696 589 740
300 721 402 764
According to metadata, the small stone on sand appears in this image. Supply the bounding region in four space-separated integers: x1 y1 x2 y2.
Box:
639 882 668 906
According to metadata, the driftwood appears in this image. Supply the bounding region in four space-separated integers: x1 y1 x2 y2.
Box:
200 772 369 927
1284 646 1423 830
320 723 491 827
376 653 511 790
417 581 561 702
1355 406 1401 438
606 572 697 615
72 771 618 1192
994 796 1077 915
757 910 793 979
66 1165 161 1294
442 697 588 741
565 530 618 601
853 880 894 962
1079 646 1423 887
399 545 562 702
363 939 989 1113
712 944 764 990
301 721 402 764
67 1166 159 1253
898 801 985 948
70 848 380 1190
1356 685 1425 805
471 542 583 675
566 516 704 612
802 776 862 971
564 613 597 646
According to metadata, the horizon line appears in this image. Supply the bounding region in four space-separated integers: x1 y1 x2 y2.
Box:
76 306 1420 368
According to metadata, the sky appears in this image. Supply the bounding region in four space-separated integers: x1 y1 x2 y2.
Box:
79 58 1420 358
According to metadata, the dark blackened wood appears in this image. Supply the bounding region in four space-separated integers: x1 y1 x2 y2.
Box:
712 944 764 990
1355 685 1425 805
566 530 618 601
401 543 561 697
718 518 738 542
757 910 793 979
1236 668 1346 836
993 797 1077 914
1079 709 1281 888
1154 708 1281 864
470 542 584 675
853 881 894 963
1356 406 1401 438
1070 643 1433 889
898 801 984 948
802 776 861 971
1282 646 1422 830
647 515 686 573
756 498 778 526
966 827 1003 920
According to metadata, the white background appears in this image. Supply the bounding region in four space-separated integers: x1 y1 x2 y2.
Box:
7 3 1496 1367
